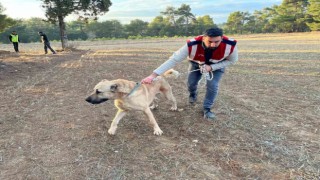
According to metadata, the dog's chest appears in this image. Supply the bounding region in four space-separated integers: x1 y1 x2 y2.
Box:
114 99 145 111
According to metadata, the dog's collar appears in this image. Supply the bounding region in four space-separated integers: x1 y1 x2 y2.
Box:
126 82 141 97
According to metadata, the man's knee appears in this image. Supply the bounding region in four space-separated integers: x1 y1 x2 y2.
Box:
207 82 219 93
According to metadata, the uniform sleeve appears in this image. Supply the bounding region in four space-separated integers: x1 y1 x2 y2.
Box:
210 45 238 71
153 44 189 75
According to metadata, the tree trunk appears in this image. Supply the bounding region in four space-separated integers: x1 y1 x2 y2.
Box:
186 18 189 35
58 15 68 49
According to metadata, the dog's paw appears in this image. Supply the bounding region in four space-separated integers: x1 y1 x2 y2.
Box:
170 106 178 111
153 128 163 136
150 104 158 110
108 127 117 135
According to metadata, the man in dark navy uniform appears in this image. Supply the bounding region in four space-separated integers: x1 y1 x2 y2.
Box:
38 31 56 54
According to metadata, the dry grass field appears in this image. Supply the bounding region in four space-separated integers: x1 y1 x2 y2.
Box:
0 32 319 179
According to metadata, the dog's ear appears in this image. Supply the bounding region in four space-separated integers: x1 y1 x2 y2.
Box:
110 84 118 92
112 80 132 93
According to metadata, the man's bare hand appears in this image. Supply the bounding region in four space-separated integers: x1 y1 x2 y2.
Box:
141 73 158 84
204 64 212 72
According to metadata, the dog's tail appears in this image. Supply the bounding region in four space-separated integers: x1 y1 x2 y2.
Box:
162 69 180 79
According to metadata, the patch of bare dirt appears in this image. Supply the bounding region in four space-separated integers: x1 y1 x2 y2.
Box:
0 34 319 179
0 50 11 55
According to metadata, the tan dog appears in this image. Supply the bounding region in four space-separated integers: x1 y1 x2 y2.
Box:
85 69 179 135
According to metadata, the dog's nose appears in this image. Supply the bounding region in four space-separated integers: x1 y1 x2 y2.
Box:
85 97 91 103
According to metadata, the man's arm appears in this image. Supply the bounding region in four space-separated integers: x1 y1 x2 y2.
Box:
209 46 238 71
153 44 189 75
142 44 189 84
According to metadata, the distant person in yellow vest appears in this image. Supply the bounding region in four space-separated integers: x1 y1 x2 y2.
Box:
8 31 20 53
38 31 56 54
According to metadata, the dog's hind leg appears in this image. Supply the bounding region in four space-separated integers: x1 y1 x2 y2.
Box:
149 97 159 110
108 110 126 135
143 108 163 135
161 88 177 111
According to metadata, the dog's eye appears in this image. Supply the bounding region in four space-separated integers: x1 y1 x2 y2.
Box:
96 89 102 94
110 84 118 92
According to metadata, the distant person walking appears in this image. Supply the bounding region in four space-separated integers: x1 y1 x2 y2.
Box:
38 31 56 54
9 31 20 52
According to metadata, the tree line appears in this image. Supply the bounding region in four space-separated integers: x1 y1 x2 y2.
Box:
1 0 319 44
224 0 320 34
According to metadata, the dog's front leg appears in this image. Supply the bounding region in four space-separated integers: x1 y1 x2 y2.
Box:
143 108 163 135
108 110 126 135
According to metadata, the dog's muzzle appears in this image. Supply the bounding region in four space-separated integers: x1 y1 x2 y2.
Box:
85 95 108 104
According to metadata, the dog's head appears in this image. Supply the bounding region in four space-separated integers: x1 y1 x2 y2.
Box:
85 79 132 104
85 79 118 104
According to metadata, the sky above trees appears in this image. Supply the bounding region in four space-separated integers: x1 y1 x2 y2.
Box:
1 0 282 24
